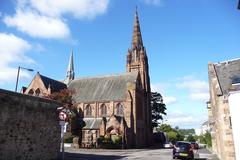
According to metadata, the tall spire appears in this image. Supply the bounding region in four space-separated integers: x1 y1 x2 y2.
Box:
132 8 143 49
66 49 74 81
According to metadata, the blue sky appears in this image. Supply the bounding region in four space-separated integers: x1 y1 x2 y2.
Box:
0 0 240 129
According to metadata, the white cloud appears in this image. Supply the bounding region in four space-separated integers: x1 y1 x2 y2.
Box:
176 77 209 102
164 96 177 105
190 93 209 102
33 43 45 52
4 0 110 39
0 33 33 84
176 80 208 93
4 10 70 39
142 0 162 6
151 83 177 105
167 110 206 128
151 83 169 93
29 0 109 19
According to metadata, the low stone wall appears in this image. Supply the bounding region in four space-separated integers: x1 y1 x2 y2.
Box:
0 89 61 160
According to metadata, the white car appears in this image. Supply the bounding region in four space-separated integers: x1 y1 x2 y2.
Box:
164 142 173 148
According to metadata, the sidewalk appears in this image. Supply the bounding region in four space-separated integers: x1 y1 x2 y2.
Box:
198 148 219 160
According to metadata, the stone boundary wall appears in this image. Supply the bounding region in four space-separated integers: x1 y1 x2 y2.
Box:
0 89 61 160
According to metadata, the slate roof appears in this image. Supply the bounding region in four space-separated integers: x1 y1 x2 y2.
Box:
68 72 138 102
83 118 103 130
39 74 67 92
214 58 240 95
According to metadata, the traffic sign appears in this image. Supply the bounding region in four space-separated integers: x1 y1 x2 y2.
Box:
59 111 67 121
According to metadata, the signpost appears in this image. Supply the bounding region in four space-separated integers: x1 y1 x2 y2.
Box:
59 111 67 160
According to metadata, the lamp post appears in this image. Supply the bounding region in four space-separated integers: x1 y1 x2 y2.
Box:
15 66 34 92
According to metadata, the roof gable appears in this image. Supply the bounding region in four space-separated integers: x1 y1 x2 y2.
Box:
39 74 67 92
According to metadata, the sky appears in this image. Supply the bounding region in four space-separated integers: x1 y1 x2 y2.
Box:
0 0 240 129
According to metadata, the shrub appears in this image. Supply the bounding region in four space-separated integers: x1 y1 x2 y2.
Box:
98 135 122 149
111 135 122 144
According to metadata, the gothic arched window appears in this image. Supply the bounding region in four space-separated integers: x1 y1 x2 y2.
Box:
85 105 92 117
35 88 40 96
116 103 124 116
28 89 34 95
100 104 107 117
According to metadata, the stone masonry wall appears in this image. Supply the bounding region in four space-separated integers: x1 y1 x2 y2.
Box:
0 89 61 160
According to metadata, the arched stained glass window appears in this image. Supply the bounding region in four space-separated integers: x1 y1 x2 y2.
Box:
116 103 124 116
100 104 107 117
85 104 92 117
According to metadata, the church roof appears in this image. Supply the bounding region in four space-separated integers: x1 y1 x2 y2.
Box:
68 72 138 103
39 74 67 92
214 58 240 95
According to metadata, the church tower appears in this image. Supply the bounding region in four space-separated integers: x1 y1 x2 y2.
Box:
126 10 150 93
126 9 152 146
64 50 75 84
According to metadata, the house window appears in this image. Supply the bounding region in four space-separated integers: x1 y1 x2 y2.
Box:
116 103 124 116
100 104 107 117
85 105 92 117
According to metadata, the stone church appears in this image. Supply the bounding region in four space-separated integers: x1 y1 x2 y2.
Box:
23 11 152 148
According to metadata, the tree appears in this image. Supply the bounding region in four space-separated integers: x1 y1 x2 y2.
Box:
167 131 178 143
44 89 85 140
151 92 167 128
186 134 196 142
158 124 184 144
158 124 173 132
197 131 212 148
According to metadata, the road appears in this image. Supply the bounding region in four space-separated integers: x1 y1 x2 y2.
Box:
62 148 218 160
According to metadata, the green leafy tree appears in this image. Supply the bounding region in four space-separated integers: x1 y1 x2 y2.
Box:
151 92 167 128
158 124 173 132
158 124 184 143
186 134 196 142
178 129 195 136
204 131 212 147
45 89 85 144
198 131 212 147
167 131 178 143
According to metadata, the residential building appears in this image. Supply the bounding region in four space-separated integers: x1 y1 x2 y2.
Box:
208 58 240 160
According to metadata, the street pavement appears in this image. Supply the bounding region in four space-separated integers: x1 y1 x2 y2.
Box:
61 147 219 160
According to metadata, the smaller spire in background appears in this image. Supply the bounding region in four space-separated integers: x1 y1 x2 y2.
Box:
64 49 75 84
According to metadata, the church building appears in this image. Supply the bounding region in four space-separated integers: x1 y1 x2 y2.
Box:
23 11 152 148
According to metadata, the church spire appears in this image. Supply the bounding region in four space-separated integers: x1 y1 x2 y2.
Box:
132 8 143 49
66 49 74 82
126 9 150 92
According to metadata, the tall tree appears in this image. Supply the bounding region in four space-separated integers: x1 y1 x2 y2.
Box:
151 92 167 128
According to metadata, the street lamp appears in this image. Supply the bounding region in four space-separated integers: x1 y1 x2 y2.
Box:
15 66 34 92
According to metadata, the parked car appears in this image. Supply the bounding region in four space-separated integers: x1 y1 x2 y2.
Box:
164 142 173 148
173 141 194 160
191 142 199 150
